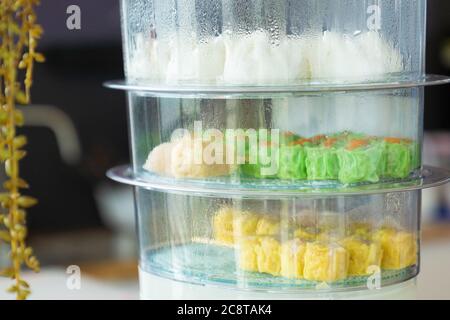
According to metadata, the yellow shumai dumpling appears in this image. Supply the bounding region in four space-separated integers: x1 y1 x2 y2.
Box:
280 239 306 279
349 223 373 241
233 211 259 238
303 242 349 282
341 238 383 276
374 228 417 270
372 227 395 242
294 227 319 241
213 207 235 245
256 217 280 236
316 232 343 243
318 221 339 235
255 237 281 276
237 237 260 272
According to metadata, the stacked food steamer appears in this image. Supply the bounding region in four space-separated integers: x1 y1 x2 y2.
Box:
107 0 450 299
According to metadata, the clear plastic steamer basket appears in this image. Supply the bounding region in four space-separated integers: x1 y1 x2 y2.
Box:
121 0 426 86
118 86 426 188
107 165 450 297
107 0 450 300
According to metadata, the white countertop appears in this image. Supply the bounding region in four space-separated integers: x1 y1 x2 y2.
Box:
0 240 449 300
417 239 450 299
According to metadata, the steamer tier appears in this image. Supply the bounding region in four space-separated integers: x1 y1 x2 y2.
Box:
121 0 427 86
108 0 450 299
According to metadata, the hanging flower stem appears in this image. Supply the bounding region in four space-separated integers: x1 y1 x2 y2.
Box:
0 0 43 300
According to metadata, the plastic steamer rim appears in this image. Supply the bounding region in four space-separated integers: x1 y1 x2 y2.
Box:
104 74 450 98
107 165 450 199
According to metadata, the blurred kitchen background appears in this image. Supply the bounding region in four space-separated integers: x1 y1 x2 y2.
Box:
0 0 450 299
